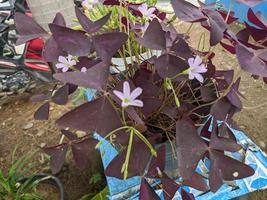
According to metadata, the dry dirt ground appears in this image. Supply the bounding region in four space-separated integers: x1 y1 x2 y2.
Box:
0 23 266 199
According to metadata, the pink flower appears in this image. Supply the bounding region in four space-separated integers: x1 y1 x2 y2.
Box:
138 3 155 19
113 81 143 108
82 0 98 9
56 55 76 72
187 56 207 83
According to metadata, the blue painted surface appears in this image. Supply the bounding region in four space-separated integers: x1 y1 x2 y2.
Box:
95 122 267 199
206 0 267 27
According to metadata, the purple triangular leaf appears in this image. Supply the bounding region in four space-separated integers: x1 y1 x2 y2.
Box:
53 61 110 91
52 84 69 105
49 24 91 56
71 137 98 169
139 178 160 200
183 172 209 191
75 6 111 33
226 77 242 109
247 8 267 29
34 102 50 120
136 18 166 50
52 13 66 26
161 173 180 200
43 36 67 62
155 54 188 79
56 96 122 135
209 149 255 192
236 44 267 77
210 97 238 120
92 32 128 61
209 120 242 152
181 189 195 200
200 86 217 102
171 0 206 22
43 143 68 174
176 119 208 179
14 12 48 45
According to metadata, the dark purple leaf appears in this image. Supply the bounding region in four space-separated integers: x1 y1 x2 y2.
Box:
210 97 238 120
171 0 206 22
75 57 101 71
183 172 209 191
236 44 267 77
161 106 178 119
52 84 69 105
200 86 217 102
93 32 128 61
34 102 50 120
200 117 212 139
155 54 188 79
181 189 195 200
14 12 48 45
75 6 111 33
247 8 267 29
245 23 267 43
170 36 192 59
53 61 110 91
105 139 151 179
176 119 207 179
147 145 166 178
137 18 166 50
142 97 162 117
161 173 180 200
61 129 78 140
49 24 91 56
204 9 227 46
209 149 255 192
52 13 66 26
56 96 121 135
43 143 68 174
236 28 250 42
43 37 67 62
139 178 160 200
226 77 242 109
209 120 242 152
71 138 98 169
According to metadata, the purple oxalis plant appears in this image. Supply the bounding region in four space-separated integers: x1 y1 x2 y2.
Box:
14 0 267 199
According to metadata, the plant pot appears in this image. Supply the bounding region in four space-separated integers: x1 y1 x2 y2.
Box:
95 123 267 200
110 50 161 73
18 173 64 200
26 0 76 31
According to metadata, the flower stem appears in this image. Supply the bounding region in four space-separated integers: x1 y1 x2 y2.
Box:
122 129 134 179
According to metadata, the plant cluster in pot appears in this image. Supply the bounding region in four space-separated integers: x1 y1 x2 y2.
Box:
14 0 267 199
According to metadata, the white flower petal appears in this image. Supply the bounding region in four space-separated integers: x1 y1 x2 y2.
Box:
194 73 204 83
55 63 65 69
188 72 195 80
130 99 144 107
193 65 207 73
130 87 142 100
188 57 195 67
113 90 124 100
123 81 131 98
147 7 156 15
81 67 87 72
69 60 77 66
58 56 68 64
62 66 69 72
194 55 203 66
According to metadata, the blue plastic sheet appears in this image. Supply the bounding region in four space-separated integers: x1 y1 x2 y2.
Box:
95 124 267 200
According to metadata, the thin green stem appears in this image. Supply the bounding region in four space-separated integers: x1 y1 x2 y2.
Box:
122 129 134 179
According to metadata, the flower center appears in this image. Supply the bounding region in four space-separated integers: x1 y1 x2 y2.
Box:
123 98 130 104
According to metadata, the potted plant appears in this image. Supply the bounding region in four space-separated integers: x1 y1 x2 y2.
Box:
14 0 267 199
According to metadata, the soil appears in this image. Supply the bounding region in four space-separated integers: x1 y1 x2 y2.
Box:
0 22 266 200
